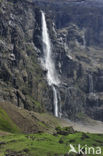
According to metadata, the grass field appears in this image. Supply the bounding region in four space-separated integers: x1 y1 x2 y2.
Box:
0 132 103 156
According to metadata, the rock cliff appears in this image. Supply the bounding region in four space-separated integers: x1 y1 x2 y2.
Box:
0 0 103 122
0 0 53 113
34 0 103 121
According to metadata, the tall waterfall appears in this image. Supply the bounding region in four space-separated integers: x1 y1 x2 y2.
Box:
41 11 60 117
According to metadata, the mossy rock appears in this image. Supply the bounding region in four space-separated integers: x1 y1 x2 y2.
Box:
55 126 75 136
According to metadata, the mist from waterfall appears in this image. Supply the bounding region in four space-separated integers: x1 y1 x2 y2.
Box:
41 11 60 117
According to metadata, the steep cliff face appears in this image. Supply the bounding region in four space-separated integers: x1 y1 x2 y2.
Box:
0 0 54 113
33 0 103 121
34 0 103 48
1 0 103 122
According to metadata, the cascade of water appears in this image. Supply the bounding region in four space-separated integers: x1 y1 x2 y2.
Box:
52 86 58 117
41 11 60 117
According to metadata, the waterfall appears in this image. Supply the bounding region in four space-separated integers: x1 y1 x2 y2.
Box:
52 86 58 117
41 11 60 117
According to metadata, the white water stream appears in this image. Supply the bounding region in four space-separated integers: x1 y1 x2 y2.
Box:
41 11 60 117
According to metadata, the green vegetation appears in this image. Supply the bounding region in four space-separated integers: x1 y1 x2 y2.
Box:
0 107 20 133
0 105 103 156
0 106 103 156
27 95 43 112
0 132 103 156
55 126 75 135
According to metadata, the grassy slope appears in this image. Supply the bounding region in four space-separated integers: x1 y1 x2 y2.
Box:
0 133 103 156
0 107 20 133
0 103 103 156
0 102 71 134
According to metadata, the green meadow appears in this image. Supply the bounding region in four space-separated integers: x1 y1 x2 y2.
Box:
0 132 103 156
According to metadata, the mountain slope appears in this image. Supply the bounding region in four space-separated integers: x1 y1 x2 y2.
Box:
0 102 64 134
1 0 103 122
0 106 20 133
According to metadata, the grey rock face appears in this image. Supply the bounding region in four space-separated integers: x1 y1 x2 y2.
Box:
0 0 53 112
1 0 103 122
33 0 103 121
